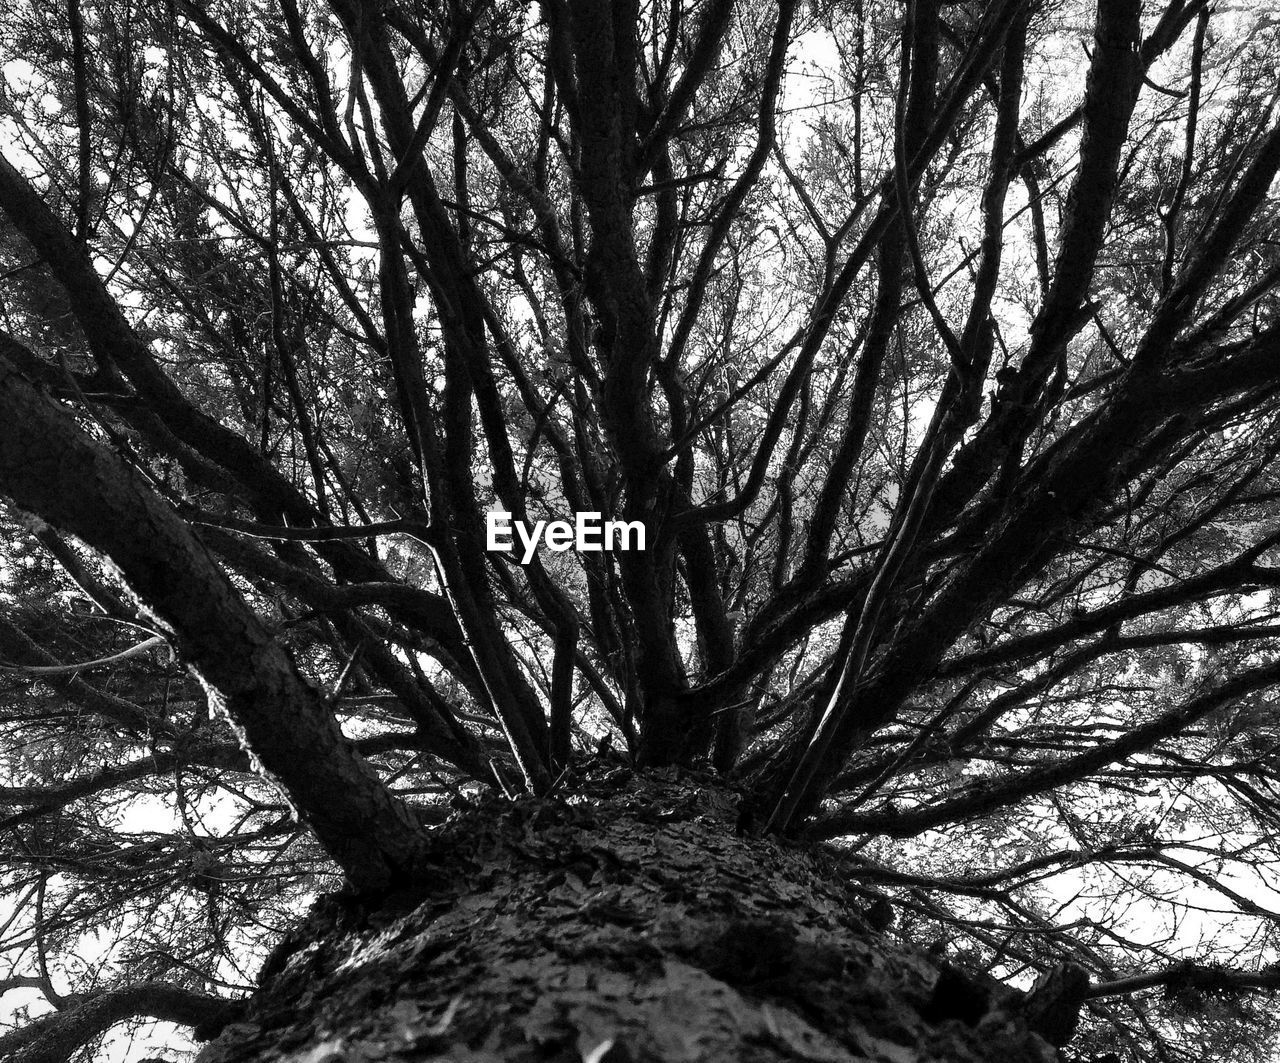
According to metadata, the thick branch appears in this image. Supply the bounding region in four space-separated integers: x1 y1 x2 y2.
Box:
0 983 240 1063
0 357 428 892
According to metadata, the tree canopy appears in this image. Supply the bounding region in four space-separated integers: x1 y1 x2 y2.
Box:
2 0 1280 1059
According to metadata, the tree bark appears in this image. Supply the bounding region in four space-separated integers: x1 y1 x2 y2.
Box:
196 770 1068 1063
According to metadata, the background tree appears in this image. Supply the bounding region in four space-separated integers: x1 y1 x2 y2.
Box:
3 0 1280 1059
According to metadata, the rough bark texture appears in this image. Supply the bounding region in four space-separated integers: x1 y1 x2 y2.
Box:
197 769 1065 1063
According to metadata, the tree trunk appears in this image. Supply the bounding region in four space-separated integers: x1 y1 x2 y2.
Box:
197 770 1071 1063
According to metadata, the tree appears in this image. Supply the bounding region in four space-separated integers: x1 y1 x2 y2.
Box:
2 0 1280 1057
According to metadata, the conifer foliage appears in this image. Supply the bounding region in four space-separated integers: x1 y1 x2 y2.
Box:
2 0 1280 1059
